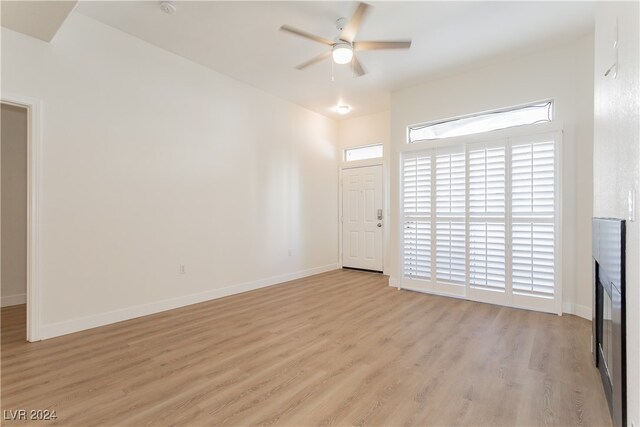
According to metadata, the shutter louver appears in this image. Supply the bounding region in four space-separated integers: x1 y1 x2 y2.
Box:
436 152 465 216
436 221 466 284
511 141 554 217
512 223 555 296
469 222 506 290
511 140 555 297
468 146 506 291
435 150 465 285
403 221 431 279
469 147 505 216
403 156 431 215
402 155 431 280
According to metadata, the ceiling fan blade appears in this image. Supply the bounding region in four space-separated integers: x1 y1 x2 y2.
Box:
340 2 371 43
352 54 366 77
280 25 334 46
295 50 332 70
353 41 412 51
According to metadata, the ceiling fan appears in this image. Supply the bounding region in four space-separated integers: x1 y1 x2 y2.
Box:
279 2 411 77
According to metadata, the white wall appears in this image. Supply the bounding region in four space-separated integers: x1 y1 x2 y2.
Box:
594 2 639 424
389 34 595 318
1 103 28 307
1 13 339 338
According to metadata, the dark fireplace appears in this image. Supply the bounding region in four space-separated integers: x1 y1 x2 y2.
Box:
592 218 626 427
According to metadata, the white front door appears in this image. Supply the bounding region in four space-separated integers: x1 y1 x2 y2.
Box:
342 165 383 271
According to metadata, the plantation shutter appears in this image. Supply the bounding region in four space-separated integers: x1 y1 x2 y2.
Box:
512 223 554 296
511 142 555 216
468 145 506 291
403 221 431 279
399 131 559 313
435 149 465 285
403 156 431 215
402 155 432 279
511 141 555 297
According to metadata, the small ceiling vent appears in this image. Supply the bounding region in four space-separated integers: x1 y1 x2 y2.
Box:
159 1 176 15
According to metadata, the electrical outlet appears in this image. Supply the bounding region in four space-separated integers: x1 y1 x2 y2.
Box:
180 264 186 274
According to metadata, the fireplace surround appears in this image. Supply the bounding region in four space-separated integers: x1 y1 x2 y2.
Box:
592 218 626 427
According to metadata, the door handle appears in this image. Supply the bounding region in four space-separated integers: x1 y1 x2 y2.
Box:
377 223 382 227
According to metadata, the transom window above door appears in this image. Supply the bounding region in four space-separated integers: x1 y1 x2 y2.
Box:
344 144 383 162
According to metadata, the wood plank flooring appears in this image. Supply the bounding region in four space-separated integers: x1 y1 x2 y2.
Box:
1 269 611 426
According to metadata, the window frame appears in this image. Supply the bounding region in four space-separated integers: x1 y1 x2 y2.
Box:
398 120 563 315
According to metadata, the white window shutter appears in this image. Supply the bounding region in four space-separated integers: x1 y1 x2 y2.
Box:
435 150 465 284
400 132 558 312
469 222 506 290
511 140 555 297
469 147 506 216
436 152 465 216
512 222 555 296
436 221 466 284
403 156 431 216
403 221 431 279
468 145 506 291
402 155 432 280
511 141 554 217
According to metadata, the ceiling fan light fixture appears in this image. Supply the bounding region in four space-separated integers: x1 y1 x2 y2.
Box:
281 2 411 77
336 105 351 115
332 43 353 65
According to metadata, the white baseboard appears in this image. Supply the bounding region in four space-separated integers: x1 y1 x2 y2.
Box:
388 276 400 287
39 264 339 340
1 293 26 307
563 302 592 320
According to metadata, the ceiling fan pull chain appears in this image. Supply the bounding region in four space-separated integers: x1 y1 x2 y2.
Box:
331 60 335 82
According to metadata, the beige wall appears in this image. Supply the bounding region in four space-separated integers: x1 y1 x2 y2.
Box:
1 13 339 338
338 111 390 151
1 103 28 307
389 34 595 318
593 2 639 424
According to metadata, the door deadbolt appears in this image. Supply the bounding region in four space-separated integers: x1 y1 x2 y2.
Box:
377 223 382 227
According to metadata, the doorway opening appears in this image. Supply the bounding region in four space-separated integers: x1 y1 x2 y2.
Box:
1 95 42 342
1 103 28 341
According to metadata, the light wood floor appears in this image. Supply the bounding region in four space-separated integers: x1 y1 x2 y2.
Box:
1 269 611 426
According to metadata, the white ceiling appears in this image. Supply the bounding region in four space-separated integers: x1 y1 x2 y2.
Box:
75 1 594 120
1 0 77 42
